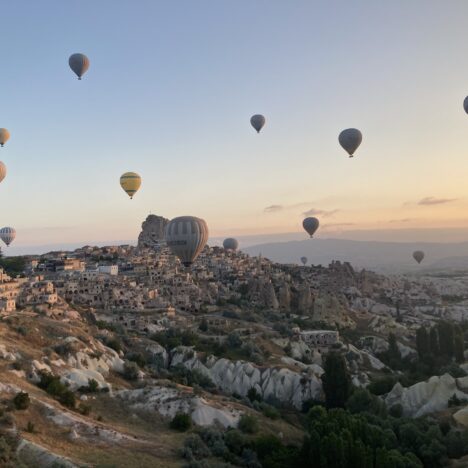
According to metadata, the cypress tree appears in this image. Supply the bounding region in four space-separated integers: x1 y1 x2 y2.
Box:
322 352 352 409
416 327 429 359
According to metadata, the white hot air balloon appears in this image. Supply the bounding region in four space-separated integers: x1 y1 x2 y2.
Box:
0 227 16 246
165 216 209 267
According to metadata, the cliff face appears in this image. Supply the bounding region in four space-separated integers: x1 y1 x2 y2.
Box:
137 214 169 249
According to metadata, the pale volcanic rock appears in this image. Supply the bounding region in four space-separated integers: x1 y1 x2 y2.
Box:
385 373 468 417
171 347 322 409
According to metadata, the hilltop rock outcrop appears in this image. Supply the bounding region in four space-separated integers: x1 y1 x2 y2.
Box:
137 214 169 249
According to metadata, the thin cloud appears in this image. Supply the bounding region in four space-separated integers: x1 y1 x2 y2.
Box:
418 197 457 206
264 201 313 213
388 218 413 223
302 208 339 218
264 205 283 213
322 222 355 228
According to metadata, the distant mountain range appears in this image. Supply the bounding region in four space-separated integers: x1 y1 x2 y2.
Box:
243 238 468 273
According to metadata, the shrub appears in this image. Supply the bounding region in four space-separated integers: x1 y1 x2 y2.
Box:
183 434 210 459
123 361 140 381
59 390 76 409
25 421 35 433
247 387 262 403
261 404 280 420
126 352 146 368
170 412 192 432
389 404 403 418
87 378 99 393
13 392 30 410
238 414 259 434
105 337 122 353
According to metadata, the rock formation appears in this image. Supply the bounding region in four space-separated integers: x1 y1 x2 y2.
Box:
385 373 468 417
137 214 169 249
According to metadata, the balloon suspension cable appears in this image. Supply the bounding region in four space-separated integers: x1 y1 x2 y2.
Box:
78 77 82 80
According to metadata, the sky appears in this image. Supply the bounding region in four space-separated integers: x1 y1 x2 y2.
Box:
2 1 468 254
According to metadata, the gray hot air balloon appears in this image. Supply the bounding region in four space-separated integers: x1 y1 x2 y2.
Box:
303 217 319 238
300 256 307 266
339 128 362 157
250 114 266 133
413 250 424 264
0 227 16 247
69 53 90 80
165 216 209 267
223 238 239 251
464 96 468 114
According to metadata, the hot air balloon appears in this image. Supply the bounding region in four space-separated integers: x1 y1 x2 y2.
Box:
223 238 239 251
0 162 6 184
165 216 209 267
250 114 265 133
0 129 10 147
0 227 16 247
69 53 90 80
464 96 468 114
303 217 319 238
301 256 307 266
339 128 362 157
120 172 141 199
413 251 424 264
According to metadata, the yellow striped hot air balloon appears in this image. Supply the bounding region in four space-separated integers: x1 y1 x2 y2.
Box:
120 172 141 199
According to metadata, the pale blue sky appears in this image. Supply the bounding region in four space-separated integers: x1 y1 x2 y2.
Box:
2 1 468 253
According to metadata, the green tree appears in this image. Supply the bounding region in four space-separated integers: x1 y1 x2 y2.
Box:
170 412 192 432
416 327 429 360
454 329 465 363
13 392 30 410
322 353 352 409
437 321 454 358
429 326 440 355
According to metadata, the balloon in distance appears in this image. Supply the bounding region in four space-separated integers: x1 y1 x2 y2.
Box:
303 217 319 238
413 251 424 264
120 172 142 199
165 216 209 267
69 53 90 80
0 227 16 246
0 162 6 184
339 128 362 157
223 238 239 251
0 129 10 147
250 114 266 133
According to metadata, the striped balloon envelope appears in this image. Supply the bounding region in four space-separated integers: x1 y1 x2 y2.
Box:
120 172 141 199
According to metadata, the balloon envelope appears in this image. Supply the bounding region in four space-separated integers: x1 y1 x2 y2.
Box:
250 114 266 133
301 256 307 265
413 251 424 264
0 227 15 246
339 128 362 157
120 172 141 199
0 162 6 184
0 128 10 147
165 216 209 267
69 53 90 80
303 217 319 238
464 96 468 114
223 238 239 251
